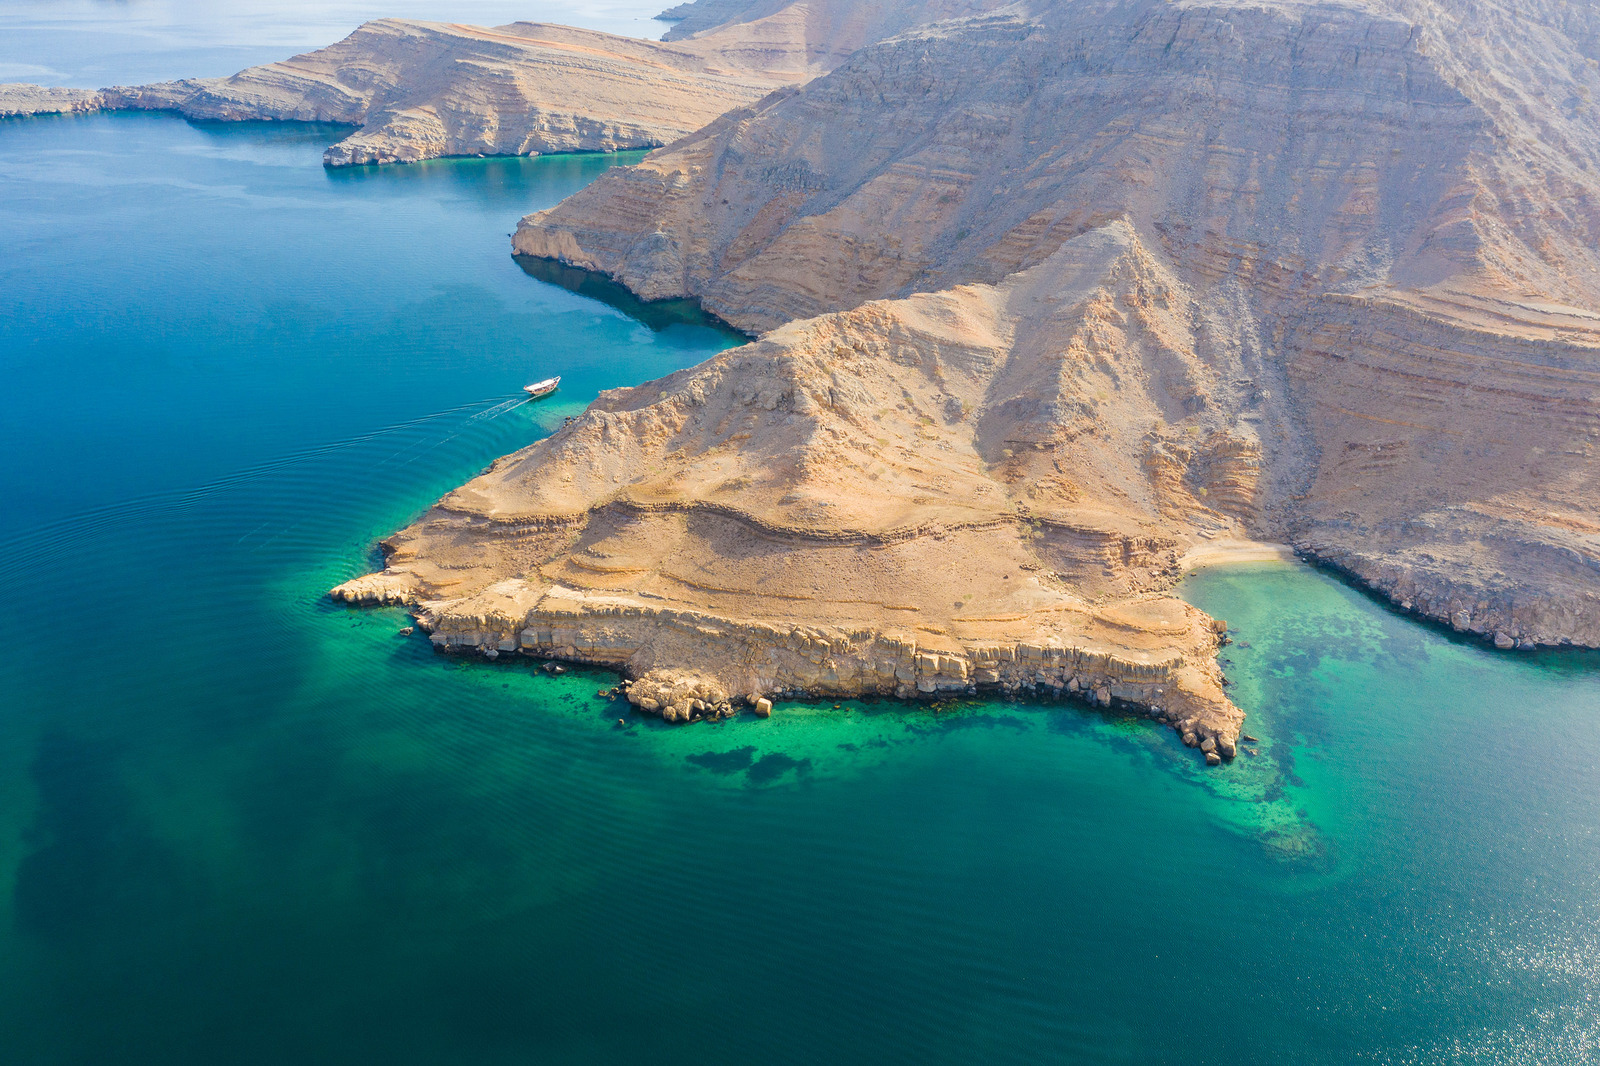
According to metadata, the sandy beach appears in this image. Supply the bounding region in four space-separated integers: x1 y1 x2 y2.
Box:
1181 539 1298 570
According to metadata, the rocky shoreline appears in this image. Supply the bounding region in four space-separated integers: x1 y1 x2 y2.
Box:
1294 543 1600 653
0 85 105 116
1 15 816 167
1183 538 1600 654
336 572 1243 762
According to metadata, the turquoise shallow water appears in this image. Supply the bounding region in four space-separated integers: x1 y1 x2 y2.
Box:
3 113 1600 1064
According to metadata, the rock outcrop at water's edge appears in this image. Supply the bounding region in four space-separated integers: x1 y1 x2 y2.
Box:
335 222 1256 753
0 17 812 166
0 84 106 116
1283 291 1600 650
0 0 1024 166
515 0 1600 651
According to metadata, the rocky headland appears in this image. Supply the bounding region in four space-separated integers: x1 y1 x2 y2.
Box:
336 221 1254 756
0 84 105 117
0 14 822 166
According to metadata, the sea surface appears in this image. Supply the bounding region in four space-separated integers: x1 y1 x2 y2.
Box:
4 97 1600 1066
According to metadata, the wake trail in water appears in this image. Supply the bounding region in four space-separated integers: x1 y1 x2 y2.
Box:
371 395 529 471
0 393 536 574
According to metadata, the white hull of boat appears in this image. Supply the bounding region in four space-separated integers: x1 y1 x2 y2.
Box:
523 376 560 399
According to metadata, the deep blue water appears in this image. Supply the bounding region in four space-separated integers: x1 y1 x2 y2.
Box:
3 112 1600 1064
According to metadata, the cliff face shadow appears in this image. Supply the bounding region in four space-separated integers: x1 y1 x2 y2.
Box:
514 255 748 338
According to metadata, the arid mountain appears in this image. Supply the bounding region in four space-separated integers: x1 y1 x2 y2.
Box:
337 222 1250 753
3 18 808 166
0 0 1017 167
515 0 1600 649
520 0 1600 327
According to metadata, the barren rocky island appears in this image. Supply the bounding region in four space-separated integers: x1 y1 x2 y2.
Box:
16 0 1594 759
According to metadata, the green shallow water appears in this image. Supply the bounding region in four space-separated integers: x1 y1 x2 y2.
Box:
3 113 1600 1064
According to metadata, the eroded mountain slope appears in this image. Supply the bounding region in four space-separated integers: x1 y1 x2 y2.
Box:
521 1 1600 326
336 222 1254 753
2 16 811 166
515 0 1600 647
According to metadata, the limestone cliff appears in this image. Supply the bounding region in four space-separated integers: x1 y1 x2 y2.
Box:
2 18 811 166
336 222 1255 755
515 0 1600 648
0 84 105 116
1 0 1006 167
1284 291 1600 647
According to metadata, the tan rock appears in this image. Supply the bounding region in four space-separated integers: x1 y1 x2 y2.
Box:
0 84 104 116
330 571 414 606
515 0 1600 649
4 0 1022 166
333 221 1249 748
4 11 833 167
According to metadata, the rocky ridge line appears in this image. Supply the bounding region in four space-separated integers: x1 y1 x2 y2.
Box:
0 15 814 166
335 221 1261 754
514 0 1600 651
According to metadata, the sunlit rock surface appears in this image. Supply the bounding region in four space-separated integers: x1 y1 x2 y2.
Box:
516 0 1600 648
337 223 1254 748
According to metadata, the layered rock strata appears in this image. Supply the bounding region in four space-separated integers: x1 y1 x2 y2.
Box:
1 17 808 166
657 0 1012 66
0 84 105 116
519 1 1600 331
514 0 1600 649
1285 293 1600 647
335 222 1257 753
1 0 1022 166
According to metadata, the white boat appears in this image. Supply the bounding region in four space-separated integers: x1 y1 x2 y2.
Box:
523 376 560 399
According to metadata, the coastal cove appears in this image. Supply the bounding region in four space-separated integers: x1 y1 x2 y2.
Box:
3 109 1600 1066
